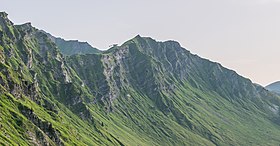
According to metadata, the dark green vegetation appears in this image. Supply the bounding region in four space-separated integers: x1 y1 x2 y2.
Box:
1 12 280 145
266 81 280 95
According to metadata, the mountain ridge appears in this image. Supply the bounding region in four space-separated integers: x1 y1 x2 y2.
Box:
1 12 280 145
40 30 100 56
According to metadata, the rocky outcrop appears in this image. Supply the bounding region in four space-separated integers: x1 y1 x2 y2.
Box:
18 104 62 145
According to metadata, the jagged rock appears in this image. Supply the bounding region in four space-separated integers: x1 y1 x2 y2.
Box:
19 104 63 145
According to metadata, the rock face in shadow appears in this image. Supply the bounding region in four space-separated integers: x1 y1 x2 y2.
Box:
266 81 280 95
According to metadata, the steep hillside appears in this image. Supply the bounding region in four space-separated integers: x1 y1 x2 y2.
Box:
1 12 280 146
266 81 280 95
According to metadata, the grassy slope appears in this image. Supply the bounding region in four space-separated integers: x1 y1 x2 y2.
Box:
67 36 280 146
0 93 115 146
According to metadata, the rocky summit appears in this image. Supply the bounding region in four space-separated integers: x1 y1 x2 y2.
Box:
1 12 280 146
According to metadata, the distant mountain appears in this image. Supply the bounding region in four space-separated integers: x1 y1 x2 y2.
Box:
266 81 280 94
41 30 100 56
1 12 280 145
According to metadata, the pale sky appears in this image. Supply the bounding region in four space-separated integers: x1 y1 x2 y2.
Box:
1 0 280 86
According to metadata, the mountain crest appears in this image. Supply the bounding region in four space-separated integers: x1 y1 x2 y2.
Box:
128 35 182 54
0 12 8 19
0 12 13 29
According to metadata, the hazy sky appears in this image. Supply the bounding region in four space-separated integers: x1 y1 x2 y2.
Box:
1 0 280 86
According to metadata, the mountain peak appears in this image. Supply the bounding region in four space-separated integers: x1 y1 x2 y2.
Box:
131 34 151 42
163 40 181 48
0 12 8 18
131 35 181 48
21 22 32 27
0 11 13 28
16 22 33 29
134 34 141 38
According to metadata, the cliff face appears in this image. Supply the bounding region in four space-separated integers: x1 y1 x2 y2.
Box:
1 12 280 146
